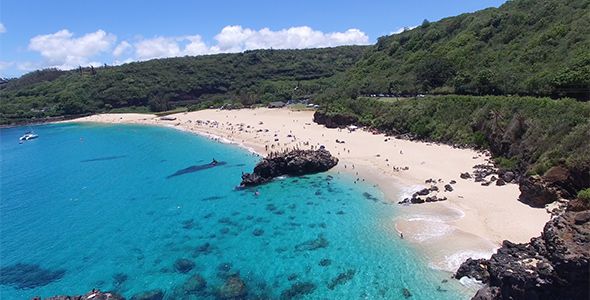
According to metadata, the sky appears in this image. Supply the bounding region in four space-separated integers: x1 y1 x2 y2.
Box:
0 0 507 78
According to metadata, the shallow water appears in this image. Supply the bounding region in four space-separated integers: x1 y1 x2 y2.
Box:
1 123 473 299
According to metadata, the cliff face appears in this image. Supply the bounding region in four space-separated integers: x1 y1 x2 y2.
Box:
456 207 590 300
240 149 338 186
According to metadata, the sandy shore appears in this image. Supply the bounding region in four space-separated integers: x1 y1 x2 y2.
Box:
67 109 550 271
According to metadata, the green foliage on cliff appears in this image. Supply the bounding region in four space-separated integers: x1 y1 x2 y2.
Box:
0 47 365 124
579 188 590 202
316 95 590 178
340 0 590 100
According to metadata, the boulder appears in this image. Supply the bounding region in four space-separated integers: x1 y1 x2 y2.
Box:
183 274 207 294
241 149 338 186
173 259 196 274
454 258 490 283
217 277 247 300
130 289 164 300
327 269 356 290
416 188 430 196
294 235 329 251
30 290 125 300
410 196 425 204
502 171 515 183
279 282 317 300
319 259 332 266
567 198 590 212
444 184 454 192
518 175 559 207
460 172 471 179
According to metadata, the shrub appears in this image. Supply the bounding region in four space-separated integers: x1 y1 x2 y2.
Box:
495 156 519 170
578 188 590 202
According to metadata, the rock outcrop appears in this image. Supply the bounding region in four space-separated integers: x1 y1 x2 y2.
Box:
240 149 338 186
519 165 590 207
313 111 358 128
455 209 590 300
30 290 125 300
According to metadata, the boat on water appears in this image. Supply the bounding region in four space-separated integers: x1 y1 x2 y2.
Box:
20 132 39 140
20 120 39 140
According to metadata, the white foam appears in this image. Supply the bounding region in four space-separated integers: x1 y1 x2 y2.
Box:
443 250 494 272
411 221 457 242
398 184 428 201
459 276 486 290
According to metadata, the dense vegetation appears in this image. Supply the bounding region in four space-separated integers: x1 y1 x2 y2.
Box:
317 95 589 179
0 47 365 124
339 0 590 100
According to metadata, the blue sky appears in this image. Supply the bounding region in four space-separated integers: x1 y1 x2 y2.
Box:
0 0 506 78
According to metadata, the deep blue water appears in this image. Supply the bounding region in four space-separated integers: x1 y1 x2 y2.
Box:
1 123 470 299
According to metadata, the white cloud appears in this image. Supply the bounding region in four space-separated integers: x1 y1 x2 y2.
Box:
129 25 370 61
0 23 6 34
391 26 418 35
112 41 132 58
28 29 116 69
8 26 369 75
211 26 370 53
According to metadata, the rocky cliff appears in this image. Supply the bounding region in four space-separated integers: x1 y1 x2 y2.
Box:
455 202 590 300
240 149 338 186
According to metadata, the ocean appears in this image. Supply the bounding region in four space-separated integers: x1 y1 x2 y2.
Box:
0 122 473 299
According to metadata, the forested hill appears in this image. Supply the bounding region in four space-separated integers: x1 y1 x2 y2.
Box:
339 0 590 100
0 46 365 124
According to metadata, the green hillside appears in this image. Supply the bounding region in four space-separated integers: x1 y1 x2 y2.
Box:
341 0 590 99
0 46 365 124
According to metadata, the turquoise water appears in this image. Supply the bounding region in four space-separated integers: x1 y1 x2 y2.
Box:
1 123 470 300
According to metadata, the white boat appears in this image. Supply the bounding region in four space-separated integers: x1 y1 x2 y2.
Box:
20 120 39 140
20 132 39 140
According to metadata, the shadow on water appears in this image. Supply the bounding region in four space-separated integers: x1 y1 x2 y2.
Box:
166 162 227 179
81 155 127 162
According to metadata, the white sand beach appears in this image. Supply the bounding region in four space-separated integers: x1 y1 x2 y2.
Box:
68 108 551 271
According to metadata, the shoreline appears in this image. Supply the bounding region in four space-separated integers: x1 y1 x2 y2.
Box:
62 109 551 272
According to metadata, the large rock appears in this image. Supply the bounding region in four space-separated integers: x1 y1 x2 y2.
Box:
240 149 338 186
327 269 356 290
455 210 590 300
183 274 207 294
294 235 329 251
130 289 164 300
454 258 490 283
279 282 317 300
216 276 247 300
30 290 125 300
518 175 559 207
173 259 196 274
